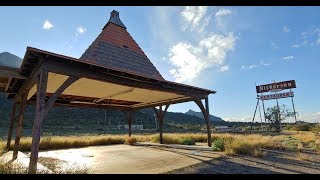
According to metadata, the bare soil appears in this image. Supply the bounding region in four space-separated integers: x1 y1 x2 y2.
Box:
167 149 320 174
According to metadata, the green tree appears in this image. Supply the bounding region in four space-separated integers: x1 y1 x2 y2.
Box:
265 104 294 133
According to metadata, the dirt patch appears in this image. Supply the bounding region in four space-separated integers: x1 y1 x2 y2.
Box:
167 149 320 174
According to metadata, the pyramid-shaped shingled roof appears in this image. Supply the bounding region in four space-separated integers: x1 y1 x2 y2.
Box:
79 10 164 81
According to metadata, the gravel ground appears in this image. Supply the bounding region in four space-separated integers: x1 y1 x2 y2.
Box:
167 149 320 174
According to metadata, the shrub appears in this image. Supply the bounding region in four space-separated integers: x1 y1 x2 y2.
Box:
212 138 225 151
225 140 253 155
281 136 301 151
179 138 196 145
253 147 266 157
124 136 137 145
291 123 312 131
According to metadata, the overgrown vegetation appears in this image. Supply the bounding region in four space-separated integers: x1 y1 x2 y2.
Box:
285 123 320 132
179 138 196 145
265 104 294 133
212 138 225 151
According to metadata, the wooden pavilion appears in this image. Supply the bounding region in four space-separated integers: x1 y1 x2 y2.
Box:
0 10 216 173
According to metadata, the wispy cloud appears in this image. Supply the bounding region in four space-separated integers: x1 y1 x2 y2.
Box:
219 65 229 72
292 27 320 48
169 33 236 82
241 61 270 70
43 20 53 30
248 65 257 69
181 6 211 33
76 26 86 34
282 56 295 60
215 8 232 29
283 25 291 33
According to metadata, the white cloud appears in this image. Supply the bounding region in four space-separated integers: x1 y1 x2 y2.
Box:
215 8 232 29
219 65 229 72
215 9 232 17
43 20 53 30
181 6 211 33
282 56 295 60
297 112 320 123
241 61 271 70
76 26 86 34
283 26 291 33
248 65 257 69
292 44 301 48
168 33 236 82
223 115 252 122
225 111 320 123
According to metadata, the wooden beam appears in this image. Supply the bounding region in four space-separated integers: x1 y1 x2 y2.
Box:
153 105 169 144
0 67 27 79
123 111 134 137
6 103 18 149
133 97 201 110
27 101 133 111
28 69 48 174
204 97 212 147
5 77 12 91
163 104 170 118
43 76 79 117
194 97 212 147
12 93 28 159
13 58 43 102
13 77 38 103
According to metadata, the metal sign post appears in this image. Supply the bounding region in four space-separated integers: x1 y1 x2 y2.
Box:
254 80 297 132
290 89 297 123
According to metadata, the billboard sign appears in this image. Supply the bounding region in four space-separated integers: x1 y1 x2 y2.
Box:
259 91 294 101
256 80 296 93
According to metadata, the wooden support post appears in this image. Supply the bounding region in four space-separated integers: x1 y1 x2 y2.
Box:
28 69 48 174
123 111 134 137
153 105 169 144
12 93 27 159
194 97 212 147
6 103 18 150
43 76 79 118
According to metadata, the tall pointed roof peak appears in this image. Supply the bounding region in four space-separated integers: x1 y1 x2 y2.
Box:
79 10 165 81
103 10 126 30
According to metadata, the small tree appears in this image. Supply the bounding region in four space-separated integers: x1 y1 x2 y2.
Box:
265 104 294 133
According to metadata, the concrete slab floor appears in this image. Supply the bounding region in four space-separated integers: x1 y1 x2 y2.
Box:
34 144 222 174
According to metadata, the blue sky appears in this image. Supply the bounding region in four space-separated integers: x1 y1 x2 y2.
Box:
0 6 319 122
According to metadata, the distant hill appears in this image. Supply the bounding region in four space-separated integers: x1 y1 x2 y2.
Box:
185 109 224 122
0 52 22 68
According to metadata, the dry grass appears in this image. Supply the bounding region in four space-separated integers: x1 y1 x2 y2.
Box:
253 148 267 157
0 131 318 156
296 152 312 162
124 136 137 145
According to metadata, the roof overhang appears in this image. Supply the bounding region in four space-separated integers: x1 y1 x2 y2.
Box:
4 47 216 110
0 66 26 93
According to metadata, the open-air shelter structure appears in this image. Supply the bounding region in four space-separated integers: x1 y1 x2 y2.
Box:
0 10 216 173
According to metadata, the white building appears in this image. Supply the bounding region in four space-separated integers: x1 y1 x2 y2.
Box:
215 126 232 132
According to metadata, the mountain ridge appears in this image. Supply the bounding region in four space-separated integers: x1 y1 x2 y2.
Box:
185 109 224 122
0 52 22 68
